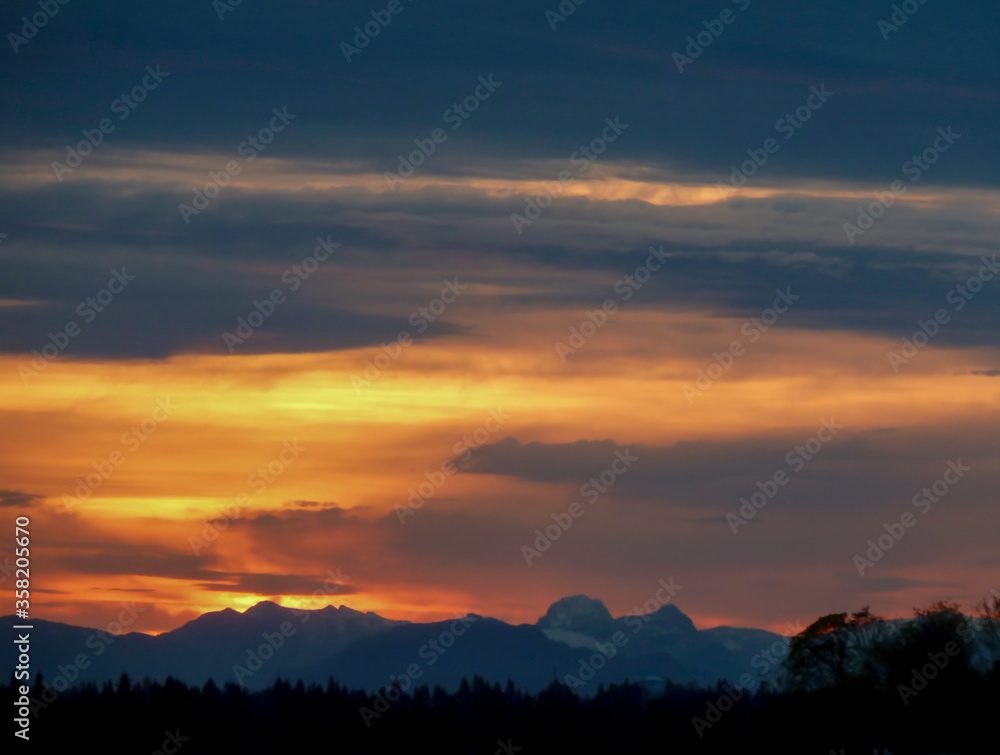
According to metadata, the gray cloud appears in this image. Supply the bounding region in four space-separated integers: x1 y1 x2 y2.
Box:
0 489 44 507
3 2 999 184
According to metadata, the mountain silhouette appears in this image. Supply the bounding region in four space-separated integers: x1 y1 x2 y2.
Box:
2 597 784 693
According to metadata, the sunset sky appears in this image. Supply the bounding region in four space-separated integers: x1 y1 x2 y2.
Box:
2 1 999 635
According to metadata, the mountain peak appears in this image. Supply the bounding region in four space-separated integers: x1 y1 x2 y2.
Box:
537 595 616 637
244 600 285 615
637 603 697 634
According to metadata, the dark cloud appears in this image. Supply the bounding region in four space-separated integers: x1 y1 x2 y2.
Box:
4 175 999 359
0 489 44 507
229 505 356 531
46 538 359 596
51 551 222 581
0 294 440 359
0 190 465 358
196 571 361 596
2 2 998 184
454 428 1000 517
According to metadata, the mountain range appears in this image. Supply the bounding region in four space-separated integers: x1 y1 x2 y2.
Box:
4 596 789 694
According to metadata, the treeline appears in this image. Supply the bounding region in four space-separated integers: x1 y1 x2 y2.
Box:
8 669 997 753
8 602 999 753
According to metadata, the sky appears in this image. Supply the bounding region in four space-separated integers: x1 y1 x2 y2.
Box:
1 0 999 635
